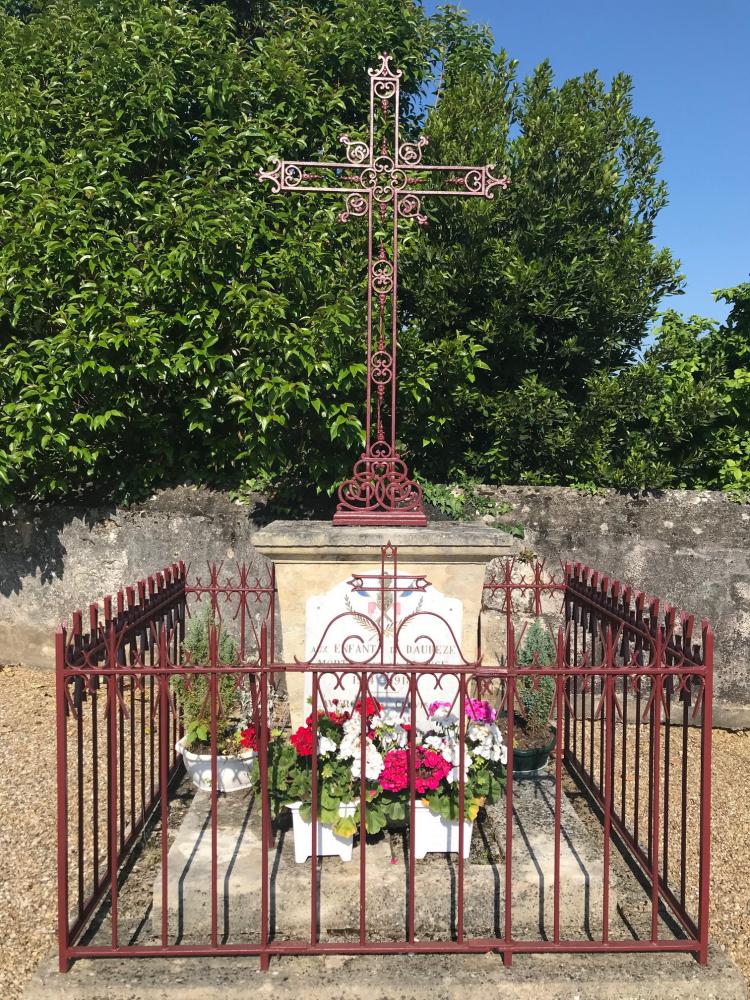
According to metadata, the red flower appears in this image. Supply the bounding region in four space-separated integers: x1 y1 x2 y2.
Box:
414 750 452 792
305 709 350 727
380 749 409 792
291 725 314 756
354 696 381 718
240 726 258 752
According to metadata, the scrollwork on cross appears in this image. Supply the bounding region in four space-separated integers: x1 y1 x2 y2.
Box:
259 53 510 525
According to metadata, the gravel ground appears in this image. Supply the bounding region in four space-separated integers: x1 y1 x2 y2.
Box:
1 664 749 999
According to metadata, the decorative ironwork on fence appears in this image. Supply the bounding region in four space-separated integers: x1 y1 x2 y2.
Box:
55 547 712 972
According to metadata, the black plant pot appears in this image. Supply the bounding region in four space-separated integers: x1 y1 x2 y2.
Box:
506 722 557 777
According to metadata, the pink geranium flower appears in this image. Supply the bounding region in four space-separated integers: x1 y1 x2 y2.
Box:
465 698 496 723
380 748 452 794
428 698 496 723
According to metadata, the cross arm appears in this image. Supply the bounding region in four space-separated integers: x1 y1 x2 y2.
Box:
259 137 373 221
259 156 365 196
392 164 509 225
399 162 510 199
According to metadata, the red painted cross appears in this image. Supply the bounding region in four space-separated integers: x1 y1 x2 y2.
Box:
260 53 509 526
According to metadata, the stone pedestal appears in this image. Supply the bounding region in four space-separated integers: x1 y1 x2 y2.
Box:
253 521 513 728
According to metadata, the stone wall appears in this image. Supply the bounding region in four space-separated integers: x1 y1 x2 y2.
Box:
487 486 750 726
1 485 747 726
0 487 268 669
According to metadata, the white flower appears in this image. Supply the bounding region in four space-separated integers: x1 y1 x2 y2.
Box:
342 715 362 738
372 710 409 749
338 732 359 760
424 734 446 752
466 722 487 743
351 742 384 782
446 751 473 784
468 722 506 764
338 728 385 781
372 709 402 729
318 735 337 755
381 726 409 750
430 707 458 728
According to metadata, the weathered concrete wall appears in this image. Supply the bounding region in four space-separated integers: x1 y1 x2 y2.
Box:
1 485 748 725
487 486 750 726
0 487 267 669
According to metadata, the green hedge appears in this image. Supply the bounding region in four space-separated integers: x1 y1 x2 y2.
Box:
0 0 747 506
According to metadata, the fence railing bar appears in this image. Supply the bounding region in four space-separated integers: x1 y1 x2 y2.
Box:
698 629 713 964
66 576 187 668
107 667 119 949
56 627 71 973
259 624 271 971
209 625 219 950
662 675 673 891
359 670 368 946
66 936 700 960
650 668 664 942
130 664 136 850
310 672 319 948
408 670 417 944
117 666 125 858
503 649 515 967
457 673 466 945
565 750 699 943
60 658 708 681
620 674 628 828
64 755 181 948
563 586 704 672
76 677 85 921
158 656 170 947
602 671 613 943
680 692 689 908
553 651 563 943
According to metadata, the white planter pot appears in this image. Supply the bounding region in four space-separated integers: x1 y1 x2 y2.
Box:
175 736 254 793
413 800 473 860
288 800 357 863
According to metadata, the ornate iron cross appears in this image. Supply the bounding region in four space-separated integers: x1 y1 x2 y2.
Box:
260 53 509 526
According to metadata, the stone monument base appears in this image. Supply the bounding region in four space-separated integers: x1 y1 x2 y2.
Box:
253 521 514 728
151 776 608 943
24 947 747 1000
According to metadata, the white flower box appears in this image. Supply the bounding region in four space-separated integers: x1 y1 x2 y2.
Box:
175 736 254 794
413 800 473 859
288 800 357 863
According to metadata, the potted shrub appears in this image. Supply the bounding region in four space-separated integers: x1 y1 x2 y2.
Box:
172 608 257 793
511 618 557 776
256 696 507 862
397 699 507 859
257 698 385 863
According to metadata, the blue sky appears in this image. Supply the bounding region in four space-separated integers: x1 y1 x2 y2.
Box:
424 0 750 323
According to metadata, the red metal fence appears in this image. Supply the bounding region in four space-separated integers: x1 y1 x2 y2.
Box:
55 547 712 971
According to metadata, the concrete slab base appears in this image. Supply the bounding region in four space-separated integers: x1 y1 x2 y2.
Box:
23 946 748 1000
151 776 608 942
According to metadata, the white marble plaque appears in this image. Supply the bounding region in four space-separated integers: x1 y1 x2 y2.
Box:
303 569 463 722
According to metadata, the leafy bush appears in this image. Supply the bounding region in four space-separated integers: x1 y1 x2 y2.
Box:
172 606 240 750
421 476 524 536
517 618 556 744
0 1 745 504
